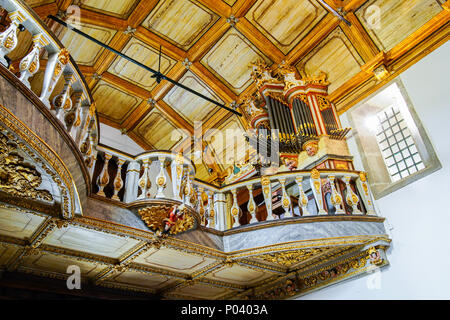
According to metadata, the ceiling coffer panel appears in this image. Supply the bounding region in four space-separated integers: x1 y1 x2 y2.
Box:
142 0 220 50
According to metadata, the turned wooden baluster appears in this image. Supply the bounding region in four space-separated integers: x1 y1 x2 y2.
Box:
53 73 75 122
123 161 140 202
261 176 274 221
343 175 362 214
111 158 125 201
197 187 206 226
172 153 184 200
96 153 112 197
279 178 292 218
295 176 311 216
230 188 240 228
0 11 25 67
19 33 48 88
155 156 167 198
207 191 215 228
137 159 152 199
356 172 377 216
40 48 70 108
328 175 345 214
310 169 327 215
183 174 195 207
247 184 257 223
68 91 86 135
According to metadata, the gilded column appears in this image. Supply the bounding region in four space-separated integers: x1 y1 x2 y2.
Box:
155 156 167 198
261 176 274 221
295 176 311 216
19 33 49 88
247 184 257 223
279 178 292 217
96 153 112 197
0 11 25 67
343 175 362 215
310 169 327 215
230 188 240 228
111 158 125 201
40 48 70 108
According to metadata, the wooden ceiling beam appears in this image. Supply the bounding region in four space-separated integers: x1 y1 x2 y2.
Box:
235 17 285 64
31 3 58 20
101 72 152 100
190 62 238 103
78 8 128 31
339 12 380 62
155 100 194 135
121 101 154 134
343 0 368 12
127 0 159 28
56 0 74 11
127 131 155 150
134 26 187 61
92 32 131 75
187 17 230 62
285 14 340 65
196 0 231 17
150 62 188 101
232 0 258 18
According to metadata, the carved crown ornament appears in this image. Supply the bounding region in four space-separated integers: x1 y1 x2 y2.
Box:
137 203 199 236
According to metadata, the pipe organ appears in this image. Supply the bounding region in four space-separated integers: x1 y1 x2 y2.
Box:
242 60 353 172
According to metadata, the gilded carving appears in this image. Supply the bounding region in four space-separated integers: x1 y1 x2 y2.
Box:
257 248 328 267
138 204 196 236
0 132 53 202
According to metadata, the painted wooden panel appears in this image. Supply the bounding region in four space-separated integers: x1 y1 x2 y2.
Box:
201 28 271 94
223 0 237 5
0 244 19 267
134 109 185 150
43 225 141 259
296 27 365 93
206 117 247 168
81 0 140 19
0 207 46 239
111 271 174 289
20 252 105 278
163 70 222 123
25 0 54 7
134 247 215 273
356 0 445 51
206 264 272 285
59 24 117 66
246 0 327 54
108 38 176 90
92 80 142 123
142 0 219 50
174 283 232 299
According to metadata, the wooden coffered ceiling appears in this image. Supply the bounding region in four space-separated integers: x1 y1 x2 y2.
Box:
23 0 450 181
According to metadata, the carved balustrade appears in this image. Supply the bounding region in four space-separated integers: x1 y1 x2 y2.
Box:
0 0 98 176
92 147 378 232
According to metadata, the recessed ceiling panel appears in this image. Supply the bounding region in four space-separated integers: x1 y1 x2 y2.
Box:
108 38 176 90
0 243 19 267
246 0 327 54
43 225 141 259
201 28 271 94
0 207 46 239
173 282 232 299
59 23 116 66
356 0 445 51
80 0 140 19
133 109 186 150
205 264 272 285
142 0 220 50
92 80 142 124
163 70 222 123
111 270 175 289
296 27 364 93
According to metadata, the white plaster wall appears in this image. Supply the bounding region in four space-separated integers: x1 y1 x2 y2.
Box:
299 41 450 299
99 123 145 156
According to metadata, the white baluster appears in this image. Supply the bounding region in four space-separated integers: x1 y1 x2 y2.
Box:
53 73 76 122
171 153 184 200
111 159 125 201
230 189 240 228
123 161 140 203
214 192 227 231
328 175 345 214
40 48 70 108
343 175 362 215
207 191 215 228
356 172 377 216
19 33 48 88
310 169 327 215
279 178 292 217
138 159 151 199
261 176 274 220
247 184 257 223
295 176 311 216
96 153 112 197
197 187 206 226
155 156 167 198
69 91 86 136
0 11 25 67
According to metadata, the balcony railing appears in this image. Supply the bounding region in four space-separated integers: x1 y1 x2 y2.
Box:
92 146 379 232
0 0 98 176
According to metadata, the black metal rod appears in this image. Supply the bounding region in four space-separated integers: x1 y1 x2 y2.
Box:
317 0 351 26
48 15 242 117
